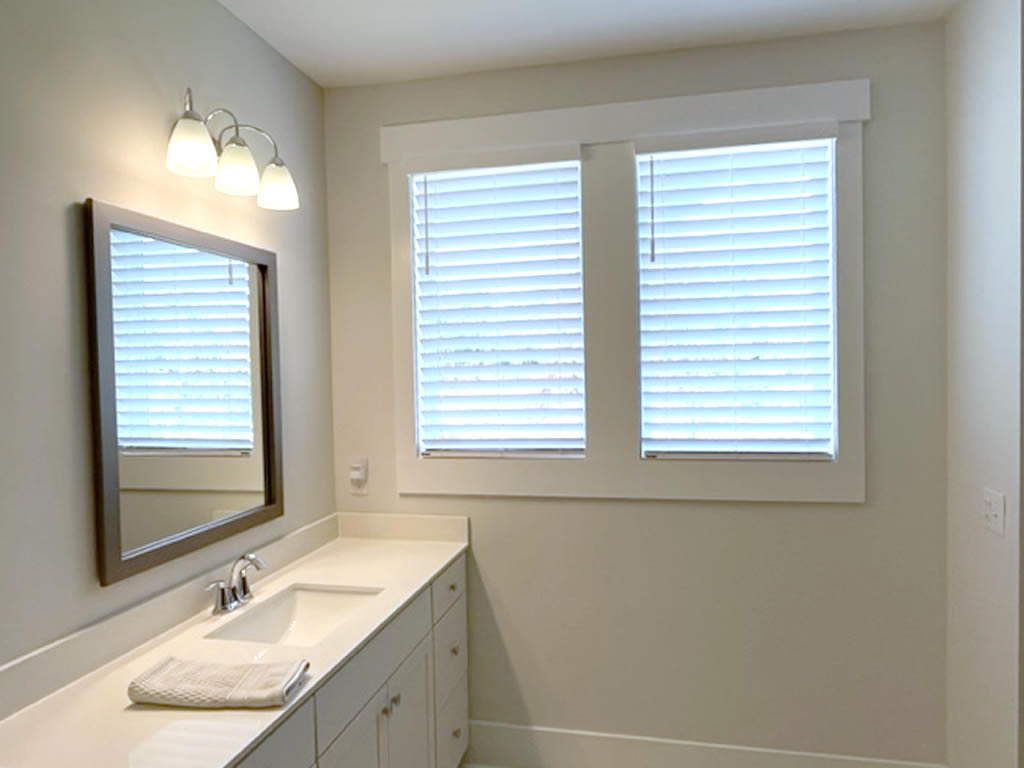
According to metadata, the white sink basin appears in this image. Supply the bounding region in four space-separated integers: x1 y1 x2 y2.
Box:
205 584 384 647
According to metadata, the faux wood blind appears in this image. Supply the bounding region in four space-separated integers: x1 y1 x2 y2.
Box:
410 161 585 454
636 139 837 457
110 228 255 451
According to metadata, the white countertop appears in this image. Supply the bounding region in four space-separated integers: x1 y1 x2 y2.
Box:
0 537 466 768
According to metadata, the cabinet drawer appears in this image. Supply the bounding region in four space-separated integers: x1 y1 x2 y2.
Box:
236 698 315 768
433 593 467 707
435 675 468 768
316 590 431 754
431 554 465 623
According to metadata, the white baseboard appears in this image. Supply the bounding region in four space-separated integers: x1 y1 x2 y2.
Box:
466 721 946 768
0 512 339 721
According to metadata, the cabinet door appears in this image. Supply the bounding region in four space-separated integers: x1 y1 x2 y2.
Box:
238 698 316 768
319 686 389 768
317 591 432 751
387 635 435 768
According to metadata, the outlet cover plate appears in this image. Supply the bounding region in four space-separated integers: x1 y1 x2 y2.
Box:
983 488 1006 536
349 457 369 496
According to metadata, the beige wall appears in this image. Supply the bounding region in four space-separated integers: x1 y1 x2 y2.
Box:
326 22 948 763
946 0 1022 766
0 0 334 665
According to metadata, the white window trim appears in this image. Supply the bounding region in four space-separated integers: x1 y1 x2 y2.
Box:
385 81 868 502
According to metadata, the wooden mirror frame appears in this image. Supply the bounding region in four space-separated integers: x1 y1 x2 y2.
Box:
85 199 284 585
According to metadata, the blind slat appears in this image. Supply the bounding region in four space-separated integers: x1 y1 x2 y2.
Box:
638 139 837 457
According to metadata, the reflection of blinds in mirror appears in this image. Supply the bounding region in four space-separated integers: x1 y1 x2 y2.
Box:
110 228 255 451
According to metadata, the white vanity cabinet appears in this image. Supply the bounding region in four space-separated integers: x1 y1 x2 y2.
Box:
0 539 470 768
387 636 435 768
430 557 468 768
238 698 316 768
319 637 433 768
319 686 388 768
242 553 468 768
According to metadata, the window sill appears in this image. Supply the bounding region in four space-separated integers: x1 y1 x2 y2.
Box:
396 450 865 503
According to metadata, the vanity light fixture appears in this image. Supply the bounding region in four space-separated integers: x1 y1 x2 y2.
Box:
166 88 299 210
215 136 261 197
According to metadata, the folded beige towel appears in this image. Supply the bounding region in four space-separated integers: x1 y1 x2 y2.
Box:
128 656 310 709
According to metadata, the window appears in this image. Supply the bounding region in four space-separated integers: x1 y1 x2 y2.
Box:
385 80 866 500
637 139 836 458
110 228 255 452
410 161 585 455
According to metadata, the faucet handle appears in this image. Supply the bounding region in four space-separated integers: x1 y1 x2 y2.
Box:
205 580 236 615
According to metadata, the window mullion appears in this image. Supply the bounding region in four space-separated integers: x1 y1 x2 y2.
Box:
579 142 642 465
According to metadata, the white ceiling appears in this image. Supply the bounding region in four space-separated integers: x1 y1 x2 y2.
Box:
218 0 955 87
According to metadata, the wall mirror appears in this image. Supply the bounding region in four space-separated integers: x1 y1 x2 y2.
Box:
85 200 283 585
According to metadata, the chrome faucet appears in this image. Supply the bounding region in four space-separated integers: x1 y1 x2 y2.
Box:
229 552 266 603
205 552 267 615
205 579 237 615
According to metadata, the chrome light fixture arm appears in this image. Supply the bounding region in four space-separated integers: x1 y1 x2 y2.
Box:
178 87 203 123
217 123 283 164
178 88 244 147
205 107 244 150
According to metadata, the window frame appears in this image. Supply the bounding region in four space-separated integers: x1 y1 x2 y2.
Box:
385 82 867 502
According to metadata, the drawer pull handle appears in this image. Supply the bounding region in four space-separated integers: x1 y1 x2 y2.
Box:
448 583 457 592
451 645 460 656
452 728 462 739
391 694 401 708
381 706 391 717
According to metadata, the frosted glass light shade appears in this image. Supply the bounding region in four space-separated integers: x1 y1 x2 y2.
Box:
215 139 260 196
257 161 300 210
166 116 217 177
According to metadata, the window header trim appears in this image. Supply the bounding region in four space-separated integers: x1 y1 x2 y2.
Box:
380 80 869 163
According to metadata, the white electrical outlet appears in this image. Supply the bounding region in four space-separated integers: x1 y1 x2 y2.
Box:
982 488 1006 536
349 457 369 496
